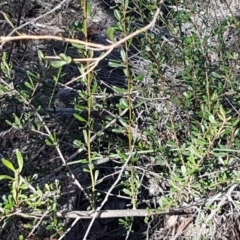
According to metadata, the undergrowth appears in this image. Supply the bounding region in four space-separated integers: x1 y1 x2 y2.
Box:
0 0 240 239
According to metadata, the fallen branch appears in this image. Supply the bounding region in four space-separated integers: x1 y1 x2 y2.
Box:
14 208 194 220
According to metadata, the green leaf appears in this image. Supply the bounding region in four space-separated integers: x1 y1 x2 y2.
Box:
16 149 23 173
73 140 84 148
116 98 129 109
0 175 14 181
213 148 240 153
92 81 98 94
78 159 89 164
114 9 121 21
83 130 88 144
107 27 115 41
53 214 57 224
124 0 129 10
188 146 201 158
45 183 50 191
20 183 29 190
88 163 94 171
51 60 67 68
116 151 127 160
83 168 90 172
209 114 216 123
27 70 38 78
2 51 7 61
181 165 186 176
195 139 207 146
123 188 132 196
0 85 9 94
112 86 127 93
24 81 34 90
232 119 239 127
46 225 53 230
212 152 227 157
12 113 21 126
80 159 89 164
19 235 24 240
45 139 53 146
48 134 57 145
73 113 87 122
219 105 226 119
134 73 144 81
134 99 147 108
38 50 44 61
71 43 85 49
87 2 91 15
2 159 15 172
211 72 223 79
112 128 125 133
75 104 87 111
108 61 124 68
23 224 33 229
123 68 128 77
12 188 17 203
120 49 126 62
59 53 72 64
94 170 99 182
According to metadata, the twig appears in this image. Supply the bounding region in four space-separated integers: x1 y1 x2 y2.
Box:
35 111 93 205
27 210 49 238
82 145 137 239
58 216 81 240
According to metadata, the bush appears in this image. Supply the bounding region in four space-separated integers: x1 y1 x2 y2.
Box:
1 0 240 239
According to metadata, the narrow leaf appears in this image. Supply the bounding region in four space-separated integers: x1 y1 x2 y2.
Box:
25 82 34 90
16 149 23 173
120 49 126 62
73 113 87 122
2 159 15 172
0 175 14 181
94 170 99 182
114 9 121 21
83 130 88 144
